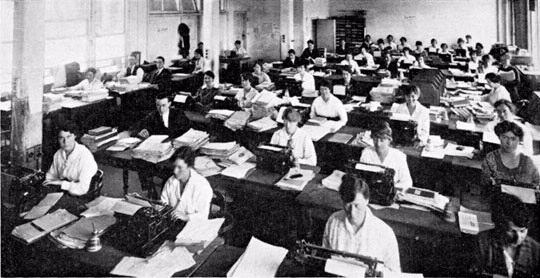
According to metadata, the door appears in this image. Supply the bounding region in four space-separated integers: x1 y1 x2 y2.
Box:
233 11 247 52
316 19 336 53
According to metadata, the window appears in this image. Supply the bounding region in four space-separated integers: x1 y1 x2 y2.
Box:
150 0 199 14
0 0 14 96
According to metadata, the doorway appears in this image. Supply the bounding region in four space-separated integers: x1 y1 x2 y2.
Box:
233 11 247 51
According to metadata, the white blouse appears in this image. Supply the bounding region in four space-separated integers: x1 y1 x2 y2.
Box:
294 72 316 92
310 95 348 126
161 169 213 221
270 127 317 166
394 102 430 144
360 146 413 189
482 86 511 105
235 87 259 109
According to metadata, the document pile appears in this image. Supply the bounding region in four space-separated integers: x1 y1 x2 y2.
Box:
224 111 251 131
80 196 146 217
421 135 446 160
106 137 142 152
111 241 195 277
227 237 288 278
132 135 174 163
49 215 117 249
444 142 475 159
321 170 346 191
275 168 316 191
222 146 255 166
23 192 64 220
11 209 78 244
252 90 278 107
173 128 209 150
458 206 495 235
246 116 278 132
175 218 225 251
81 126 118 152
81 89 109 102
200 142 240 160
220 162 257 180
327 133 353 144
399 187 450 212
194 156 222 177
206 109 235 120
369 86 397 103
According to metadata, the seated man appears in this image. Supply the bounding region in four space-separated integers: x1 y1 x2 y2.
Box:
161 147 213 221
117 55 144 83
294 62 316 93
194 70 219 113
44 121 98 196
69 68 103 91
283 49 301 69
192 49 209 74
310 79 348 127
323 174 401 272
149 56 172 92
340 67 360 98
475 193 540 277
340 52 360 75
129 92 192 139
301 40 320 64
232 40 248 58
354 46 375 67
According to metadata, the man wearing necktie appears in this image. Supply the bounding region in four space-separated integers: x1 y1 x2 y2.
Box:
150 56 172 92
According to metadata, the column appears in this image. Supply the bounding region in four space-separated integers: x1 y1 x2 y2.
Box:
280 0 294 59
202 0 221 83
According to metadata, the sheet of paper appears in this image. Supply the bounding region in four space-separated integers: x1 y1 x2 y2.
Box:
112 200 143 215
258 145 284 152
355 163 385 173
444 143 475 159
174 94 188 103
32 209 78 232
501 185 537 204
482 131 500 144
176 218 225 244
421 147 445 160
24 192 64 220
458 211 480 234
227 237 288 278
300 124 331 142
369 203 400 210
81 196 121 218
333 85 346 96
325 257 367 278
221 162 257 179
456 121 476 131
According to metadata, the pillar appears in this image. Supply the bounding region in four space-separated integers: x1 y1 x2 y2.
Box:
280 0 294 59
202 0 221 83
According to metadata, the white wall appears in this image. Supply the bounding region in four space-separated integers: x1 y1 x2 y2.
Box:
146 14 199 62
329 0 499 48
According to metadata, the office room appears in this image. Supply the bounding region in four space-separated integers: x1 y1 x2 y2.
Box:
1 0 540 276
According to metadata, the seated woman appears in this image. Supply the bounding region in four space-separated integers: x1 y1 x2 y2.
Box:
270 107 317 166
44 121 98 196
483 73 512 105
161 147 213 221
484 99 533 156
353 47 375 68
323 174 401 272
498 53 522 103
252 61 271 87
426 38 440 54
393 85 430 145
310 79 348 127
192 49 209 74
69 68 103 91
235 73 259 110
478 54 498 74
341 52 360 74
294 62 316 93
194 70 219 112
481 121 540 187
397 47 416 68
360 121 413 189
475 193 540 277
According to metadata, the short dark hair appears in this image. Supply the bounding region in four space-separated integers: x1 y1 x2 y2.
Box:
194 49 203 56
156 56 165 62
401 85 421 97
415 41 423 46
494 99 516 114
441 43 448 48
156 92 171 102
400 37 407 42
57 121 79 136
282 107 301 122
485 72 501 83
370 120 392 140
240 72 255 84
319 78 332 90
365 34 371 39
387 34 394 40
204 70 215 79
457 38 465 44
466 34 472 39
307 40 314 45
476 42 484 49
86 67 97 75
339 174 370 203
402 47 411 52
288 49 296 55
431 38 437 44
377 38 385 45
494 120 524 141
492 193 532 229
235 40 241 45
171 146 196 167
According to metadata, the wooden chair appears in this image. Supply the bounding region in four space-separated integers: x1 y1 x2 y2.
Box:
209 190 235 243
78 169 104 202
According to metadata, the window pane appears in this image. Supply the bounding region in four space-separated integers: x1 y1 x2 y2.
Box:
181 0 197 12
96 0 125 35
0 42 13 95
45 37 87 68
149 0 162 12
96 35 125 61
163 0 179 11
1 0 14 42
46 21 87 39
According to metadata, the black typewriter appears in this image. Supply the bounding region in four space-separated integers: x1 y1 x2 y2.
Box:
103 204 185 257
346 160 396 206
213 95 239 111
388 120 417 146
254 144 294 175
3 164 46 213
276 78 303 97
493 179 540 204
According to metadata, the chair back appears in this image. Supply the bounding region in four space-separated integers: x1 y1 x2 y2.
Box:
209 190 235 241
79 169 104 202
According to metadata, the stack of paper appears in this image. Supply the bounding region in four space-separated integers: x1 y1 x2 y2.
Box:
106 137 142 152
322 170 346 191
421 135 446 160
224 147 255 165
224 111 251 131
227 237 288 278
194 156 222 177
327 133 353 144
132 135 174 164
111 241 195 277
444 143 475 159
206 109 235 120
252 90 278 107
275 168 315 191
81 89 109 102
458 206 495 235
11 209 78 244
81 126 118 152
369 86 396 103
307 116 327 126
23 192 64 220
173 129 210 150
200 142 240 160
49 215 117 249
80 196 144 217
247 116 278 132
176 218 225 249
399 187 450 212
221 162 257 179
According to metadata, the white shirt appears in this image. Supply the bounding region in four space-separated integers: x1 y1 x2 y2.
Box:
386 42 397 50
482 85 511 105
161 110 169 128
118 66 144 83
71 78 104 91
394 102 430 144
354 52 375 67
46 143 98 196
310 95 348 126
484 119 533 156
270 127 317 166
161 169 214 220
294 72 316 92
235 87 259 109
323 209 401 272
340 59 360 74
360 146 413 189
233 46 248 56
193 57 210 74
398 55 417 65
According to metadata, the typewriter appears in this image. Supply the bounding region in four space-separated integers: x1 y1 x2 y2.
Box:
213 95 239 111
388 119 417 146
254 144 294 175
2 164 46 214
492 179 540 205
294 240 384 277
103 200 184 257
276 78 303 97
346 160 396 206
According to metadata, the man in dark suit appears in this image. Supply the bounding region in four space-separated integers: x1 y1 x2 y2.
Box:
282 49 301 68
301 40 320 64
149 56 172 92
130 92 192 139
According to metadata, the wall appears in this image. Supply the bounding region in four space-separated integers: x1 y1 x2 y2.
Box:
293 0 330 54
329 0 499 48
146 14 199 61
